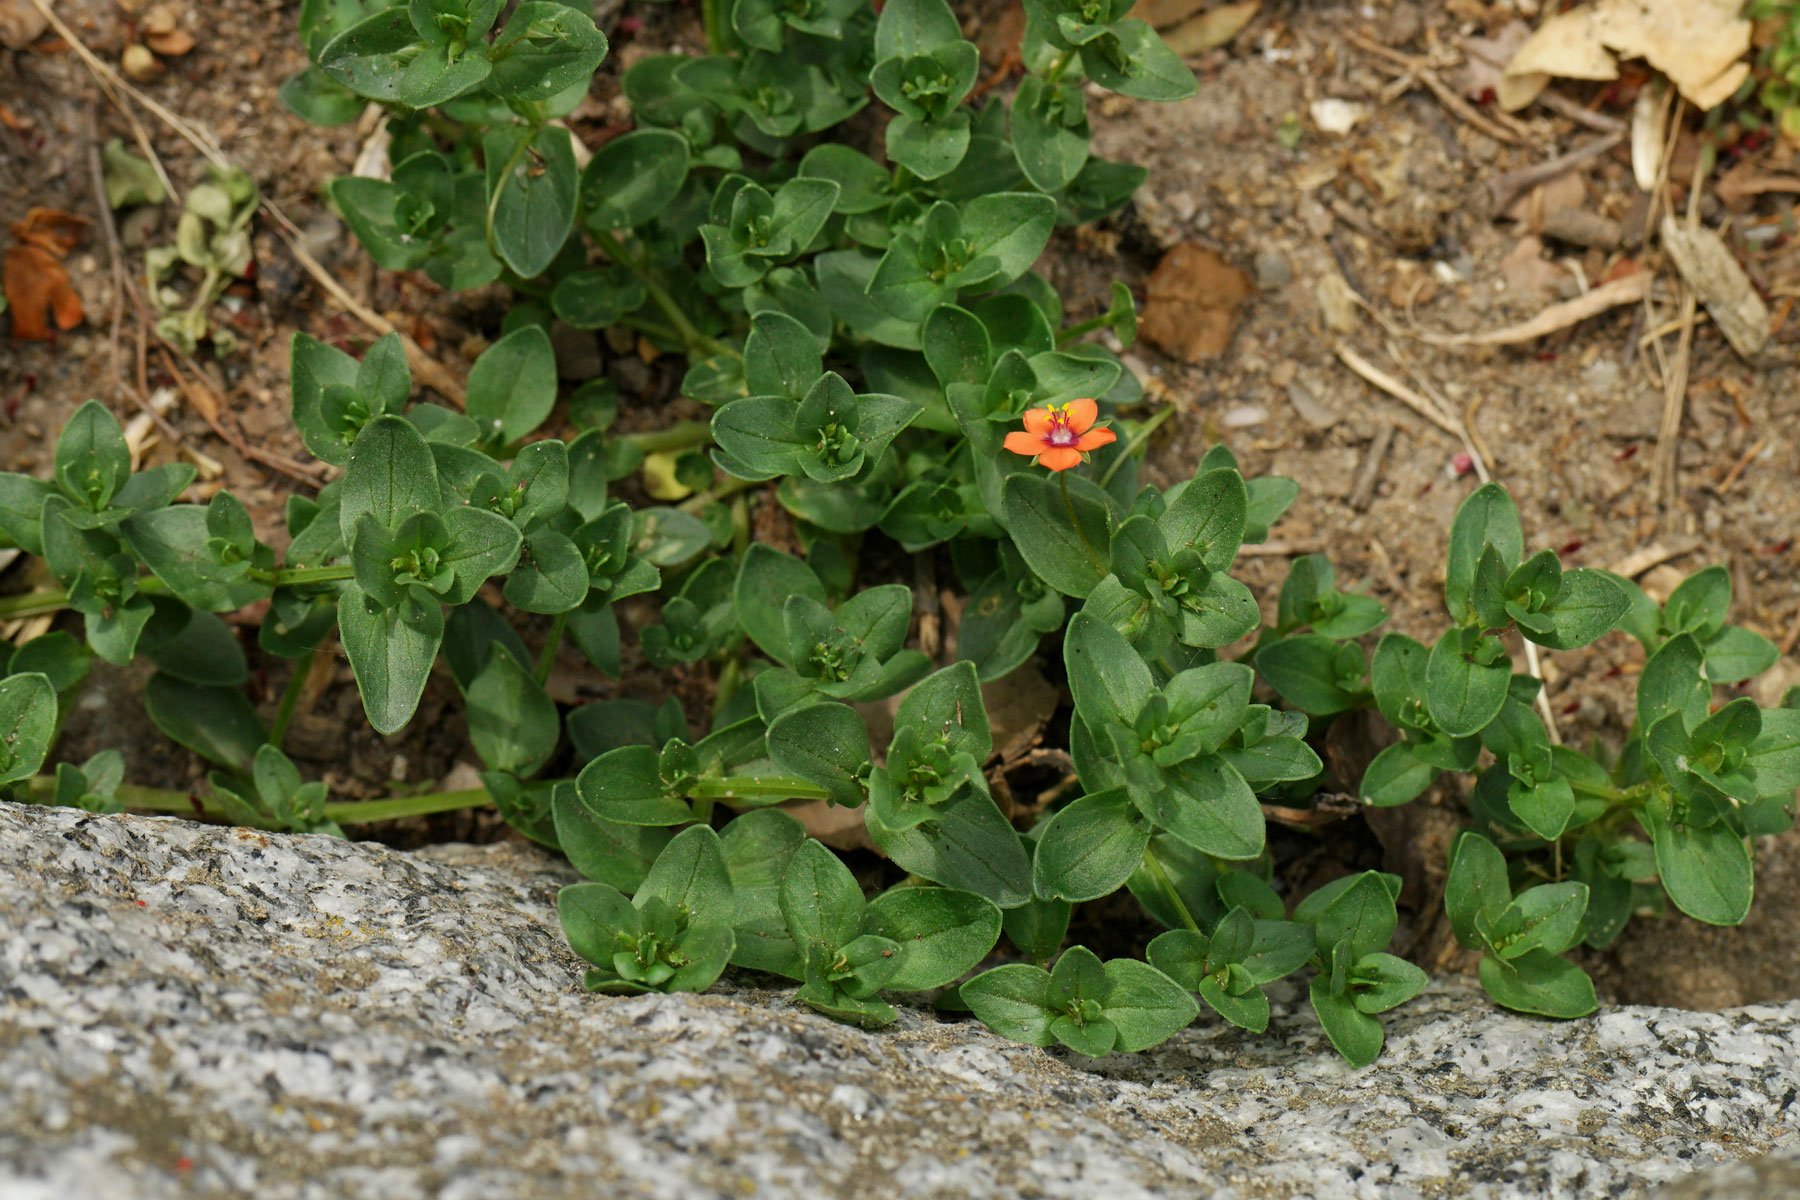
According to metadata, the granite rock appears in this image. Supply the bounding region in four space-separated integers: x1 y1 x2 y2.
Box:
2 803 1797 1200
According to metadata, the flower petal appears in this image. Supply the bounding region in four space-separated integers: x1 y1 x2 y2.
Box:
1003 430 1044 456
1039 447 1082 471
1021 407 1054 437
1074 427 1117 452
1064 397 1099 434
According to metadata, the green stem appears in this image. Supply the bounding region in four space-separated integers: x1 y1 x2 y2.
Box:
1044 50 1076 84
326 788 493 825
265 564 356 588
484 126 539 258
22 778 495 826
591 228 727 359
269 651 315 751
0 588 70 620
1141 846 1203 934
1098 405 1178 489
623 420 713 454
688 775 831 803
701 0 730 54
678 474 759 515
710 655 742 724
1059 469 1108 574
536 612 568 684
1056 313 1108 346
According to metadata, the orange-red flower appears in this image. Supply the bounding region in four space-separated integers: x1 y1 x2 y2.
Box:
1002 398 1116 472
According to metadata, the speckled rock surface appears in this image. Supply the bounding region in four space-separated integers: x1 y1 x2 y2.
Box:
3 804 1797 1200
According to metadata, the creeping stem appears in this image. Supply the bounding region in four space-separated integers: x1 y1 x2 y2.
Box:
22 776 495 826
590 228 731 359
1140 846 1203 934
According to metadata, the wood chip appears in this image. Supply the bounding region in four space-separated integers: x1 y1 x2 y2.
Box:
1414 271 1652 346
1607 539 1698 578
1350 423 1397 512
1659 216 1771 359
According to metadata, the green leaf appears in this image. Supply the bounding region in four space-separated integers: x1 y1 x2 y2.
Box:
862 886 1002 990
1063 610 1153 731
1649 813 1753 925
1638 633 1711 733
1100 957 1199 1052
0 672 56 785
339 415 440 543
958 192 1057 288
766 702 870 808
278 66 366 126
337 584 444 735
734 544 826 663
962 962 1056 1045
484 124 578 279
1359 741 1438 808
1444 831 1511 949
552 785 673 892
556 881 636 970
1348 952 1429 1014
1309 976 1384 1067
440 506 523 603
744 310 825 401
1255 635 1363 716
143 673 266 774
317 8 424 103
467 323 557 445
871 785 1034 908
1157 467 1247 571
1445 483 1522 622
487 1 608 102
575 744 690 825
1010 76 1089 193
1311 871 1398 961
780 838 867 958
1425 628 1510 737
581 128 688 229
1081 20 1197 101
0 473 51 555
121 506 270 612
1003 472 1112 597
720 809 808 976
892 661 992 761
1702 624 1779 684
1528 568 1629 650
1478 950 1597 1019
465 646 558 776
141 606 249 687
874 0 963 59
635 823 735 926
1497 882 1589 959
55 400 132 511
1031 788 1151 902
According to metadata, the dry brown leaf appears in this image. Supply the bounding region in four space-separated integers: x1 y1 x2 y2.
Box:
1139 243 1253 363
784 801 879 852
4 246 83 340
1505 0 1751 112
1660 216 1770 359
0 0 48 48
5 207 88 341
1163 0 1259 56
12 206 88 257
1133 0 1210 28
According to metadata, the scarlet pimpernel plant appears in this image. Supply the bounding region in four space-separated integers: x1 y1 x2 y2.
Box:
1 0 1796 1067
